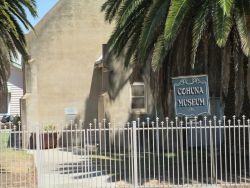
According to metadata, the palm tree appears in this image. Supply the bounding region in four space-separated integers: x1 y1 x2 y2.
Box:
0 0 37 91
102 0 250 117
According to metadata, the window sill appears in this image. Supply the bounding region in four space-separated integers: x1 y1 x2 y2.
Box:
131 109 147 114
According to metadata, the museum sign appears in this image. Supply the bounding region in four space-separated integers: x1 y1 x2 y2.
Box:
172 75 210 117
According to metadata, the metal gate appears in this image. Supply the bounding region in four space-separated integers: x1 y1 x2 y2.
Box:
1 116 250 187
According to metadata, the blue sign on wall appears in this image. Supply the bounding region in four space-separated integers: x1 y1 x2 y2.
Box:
172 75 210 117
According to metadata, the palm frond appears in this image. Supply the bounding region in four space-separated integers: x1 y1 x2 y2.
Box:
191 1 209 67
163 0 193 49
0 0 37 86
213 2 233 47
218 0 234 16
107 7 145 57
151 33 166 71
101 0 123 23
138 0 169 64
235 0 250 56
118 0 149 27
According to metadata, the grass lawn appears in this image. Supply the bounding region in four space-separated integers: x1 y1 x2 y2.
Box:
0 149 37 188
0 130 10 149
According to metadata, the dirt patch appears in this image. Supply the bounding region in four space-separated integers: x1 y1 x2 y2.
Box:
0 149 37 188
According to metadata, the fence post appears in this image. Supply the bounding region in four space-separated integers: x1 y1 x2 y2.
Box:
132 121 138 187
35 127 42 188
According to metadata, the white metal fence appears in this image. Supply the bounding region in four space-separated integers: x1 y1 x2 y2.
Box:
1 116 250 187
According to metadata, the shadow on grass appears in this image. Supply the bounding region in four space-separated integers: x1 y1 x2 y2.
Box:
51 126 250 186
53 147 250 186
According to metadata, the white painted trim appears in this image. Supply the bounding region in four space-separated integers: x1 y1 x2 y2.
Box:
172 74 208 79
130 81 147 114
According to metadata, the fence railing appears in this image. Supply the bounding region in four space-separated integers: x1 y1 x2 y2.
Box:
0 116 250 187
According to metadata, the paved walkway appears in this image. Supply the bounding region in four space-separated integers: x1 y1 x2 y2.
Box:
28 149 232 188
29 149 127 188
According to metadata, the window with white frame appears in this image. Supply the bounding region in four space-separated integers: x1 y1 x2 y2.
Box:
131 82 146 110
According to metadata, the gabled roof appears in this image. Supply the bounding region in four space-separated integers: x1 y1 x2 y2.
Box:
25 0 60 43
25 0 113 51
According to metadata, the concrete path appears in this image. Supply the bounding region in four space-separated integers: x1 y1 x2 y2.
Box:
29 149 127 188
28 149 228 188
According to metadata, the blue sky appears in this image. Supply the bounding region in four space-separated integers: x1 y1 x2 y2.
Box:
25 0 58 32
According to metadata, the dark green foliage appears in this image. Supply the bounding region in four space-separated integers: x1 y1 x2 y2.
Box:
102 0 250 117
0 0 37 90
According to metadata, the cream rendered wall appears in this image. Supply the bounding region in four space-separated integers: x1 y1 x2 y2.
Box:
105 80 155 128
23 0 113 129
106 71 132 127
102 55 155 128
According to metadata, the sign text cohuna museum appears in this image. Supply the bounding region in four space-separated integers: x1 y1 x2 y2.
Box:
172 75 210 117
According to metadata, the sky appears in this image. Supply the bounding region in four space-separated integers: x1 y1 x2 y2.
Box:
24 0 58 32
